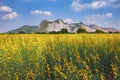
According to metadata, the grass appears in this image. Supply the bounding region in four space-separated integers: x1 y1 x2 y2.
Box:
0 34 120 80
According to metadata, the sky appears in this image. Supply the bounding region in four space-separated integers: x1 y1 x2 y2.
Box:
0 0 120 32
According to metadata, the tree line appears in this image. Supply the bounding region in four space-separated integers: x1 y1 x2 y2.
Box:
5 28 120 34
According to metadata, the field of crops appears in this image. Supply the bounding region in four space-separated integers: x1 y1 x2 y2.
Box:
0 34 120 80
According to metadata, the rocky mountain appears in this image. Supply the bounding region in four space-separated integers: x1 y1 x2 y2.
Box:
89 24 104 31
39 19 97 33
39 19 119 33
39 19 71 32
69 23 95 32
8 19 119 33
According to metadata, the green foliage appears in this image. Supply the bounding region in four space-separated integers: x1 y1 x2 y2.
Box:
95 29 104 33
108 31 113 34
9 25 39 34
114 31 119 33
49 31 60 34
35 32 46 34
77 28 87 33
49 29 68 34
18 31 25 34
60 29 68 34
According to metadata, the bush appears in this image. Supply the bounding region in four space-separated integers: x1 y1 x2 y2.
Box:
18 31 25 34
60 29 68 34
77 28 87 33
49 31 60 34
95 29 104 33
35 32 46 34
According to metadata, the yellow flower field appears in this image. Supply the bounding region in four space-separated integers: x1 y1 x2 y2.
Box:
0 34 120 80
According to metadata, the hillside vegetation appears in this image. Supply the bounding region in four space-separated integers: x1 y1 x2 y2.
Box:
9 25 39 33
0 34 120 80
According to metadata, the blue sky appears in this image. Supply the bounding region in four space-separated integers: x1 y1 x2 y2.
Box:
0 0 120 32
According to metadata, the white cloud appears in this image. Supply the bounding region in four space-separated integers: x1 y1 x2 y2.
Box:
71 0 86 11
2 11 19 20
0 5 20 20
91 1 106 9
71 0 107 11
63 18 74 23
30 10 52 16
89 13 112 19
0 5 12 12
84 13 113 27
106 13 112 18
63 18 78 23
71 0 119 11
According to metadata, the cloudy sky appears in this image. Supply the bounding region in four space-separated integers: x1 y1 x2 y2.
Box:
0 0 120 32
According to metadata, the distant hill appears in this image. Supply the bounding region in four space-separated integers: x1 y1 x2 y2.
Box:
9 25 39 33
102 28 119 32
8 19 120 33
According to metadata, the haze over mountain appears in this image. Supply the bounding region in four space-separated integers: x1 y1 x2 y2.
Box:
9 19 120 33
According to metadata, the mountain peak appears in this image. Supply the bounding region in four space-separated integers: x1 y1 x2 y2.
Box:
41 19 51 23
54 19 64 23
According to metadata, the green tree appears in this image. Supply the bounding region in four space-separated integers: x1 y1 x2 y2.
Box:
95 29 104 33
18 31 25 34
60 29 68 34
108 31 113 34
77 28 87 33
49 31 58 34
